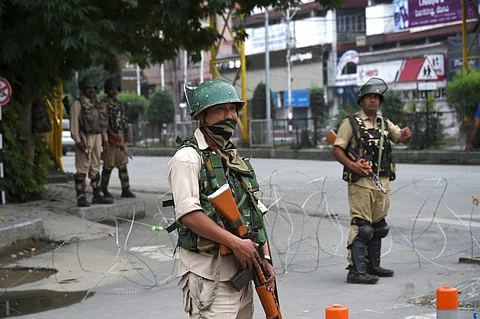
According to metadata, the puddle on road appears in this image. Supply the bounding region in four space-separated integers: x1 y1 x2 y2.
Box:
0 289 94 318
0 267 57 288
0 267 93 317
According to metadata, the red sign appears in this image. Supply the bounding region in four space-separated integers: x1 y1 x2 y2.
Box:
0 78 12 106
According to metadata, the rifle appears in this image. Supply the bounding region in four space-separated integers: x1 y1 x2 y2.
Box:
326 130 387 194
207 183 282 319
108 136 133 159
79 134 90 160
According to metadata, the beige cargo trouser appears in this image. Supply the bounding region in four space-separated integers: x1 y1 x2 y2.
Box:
75 133 103 179
179 272 254 319
347 183 391 264
103 133 128 168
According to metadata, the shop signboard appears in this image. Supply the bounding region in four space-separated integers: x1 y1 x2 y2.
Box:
408 0 475 28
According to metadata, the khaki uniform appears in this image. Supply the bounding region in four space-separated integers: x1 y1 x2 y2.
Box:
70 97 108 178
335 110 401 262
103 132 129 168
168 128 268 319
102 97 129 169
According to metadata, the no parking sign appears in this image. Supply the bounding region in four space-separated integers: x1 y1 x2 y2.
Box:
0 77 12 106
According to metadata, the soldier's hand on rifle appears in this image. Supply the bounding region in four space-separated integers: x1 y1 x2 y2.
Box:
351 159 372 177
232 238 262 271
112 132 122 142
76 141 87 152
262 260 276 291
103 141 109 153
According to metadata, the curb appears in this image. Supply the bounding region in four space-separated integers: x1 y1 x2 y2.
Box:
67 197 146 222
0 218 45 250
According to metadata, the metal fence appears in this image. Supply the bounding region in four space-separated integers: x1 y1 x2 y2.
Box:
128 110 459 150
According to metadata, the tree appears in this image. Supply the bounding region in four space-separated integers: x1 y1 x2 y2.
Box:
446 70 480 147
250 82 275 120
310 87 327 145
147 89 175 146
117 92 148 124
381 91 406 127
0 0 345 201
117 92 148 145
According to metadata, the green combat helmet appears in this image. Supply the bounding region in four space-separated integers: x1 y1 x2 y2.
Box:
185 79 245 119
104 78 121 93
79 76 97 92
357 77 388 106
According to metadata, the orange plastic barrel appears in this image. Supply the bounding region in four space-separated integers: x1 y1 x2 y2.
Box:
437 286 458 319
325 304 348 319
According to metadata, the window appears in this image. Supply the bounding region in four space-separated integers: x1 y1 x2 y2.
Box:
338 13 365 32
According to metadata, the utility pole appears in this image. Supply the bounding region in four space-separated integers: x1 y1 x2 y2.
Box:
200 51 204 83
136 65 141 95
160 63 165 88
265 9 272 144
285 7 298 133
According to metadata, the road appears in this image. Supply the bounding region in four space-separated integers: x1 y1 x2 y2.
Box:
16 155 480 318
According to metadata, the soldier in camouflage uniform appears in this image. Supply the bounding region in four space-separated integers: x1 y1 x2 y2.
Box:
70 76 114 207
100 78 136 198
333 77 413 284
167 79 276 318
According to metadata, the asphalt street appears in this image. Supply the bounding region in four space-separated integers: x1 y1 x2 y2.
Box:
12 155 480 318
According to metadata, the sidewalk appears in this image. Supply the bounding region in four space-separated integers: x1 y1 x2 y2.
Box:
0 183 145 265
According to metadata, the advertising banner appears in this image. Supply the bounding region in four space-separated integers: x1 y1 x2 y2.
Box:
409 0 474 28
357 60 404 84
393 0 410 31
284 90 310 107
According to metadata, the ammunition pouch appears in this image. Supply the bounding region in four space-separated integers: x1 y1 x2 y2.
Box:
342 167 361 183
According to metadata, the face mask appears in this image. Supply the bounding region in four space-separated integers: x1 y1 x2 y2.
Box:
204 119 237 141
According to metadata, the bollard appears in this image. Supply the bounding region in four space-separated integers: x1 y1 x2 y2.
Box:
436 286 458 319
325 304 348 319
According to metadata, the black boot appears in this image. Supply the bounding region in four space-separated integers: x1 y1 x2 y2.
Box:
101 168 114 199
347 265 379 284
74 173 90 207
119 166 135 198
121 187 136 198
91 174 114 205
103 188 114 199
92 186 114 204
366 237 394 277
347 239 379 284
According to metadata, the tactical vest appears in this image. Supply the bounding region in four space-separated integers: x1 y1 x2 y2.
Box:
175 136 267 258
78 97 107 134
342 115 396 183
103 98 128 133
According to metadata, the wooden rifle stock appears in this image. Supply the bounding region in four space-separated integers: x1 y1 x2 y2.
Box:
207 184 282 319
108 136 133 159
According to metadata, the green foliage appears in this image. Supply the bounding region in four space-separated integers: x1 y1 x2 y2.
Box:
250 82 275 120
401 95 445 149
0 0 345 202
310 87 327 119
309 87 327 145
147 89 175 125
381 91 406 127
3 101 52 202
117 92 148 123
300 128 313 148
446 70 480 146
334 103 358 130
